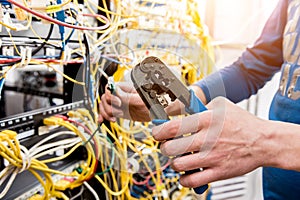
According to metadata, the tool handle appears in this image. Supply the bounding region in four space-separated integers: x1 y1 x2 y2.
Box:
185 90 207 114
152 119 208 194
185 169 209 194
185 89 208 194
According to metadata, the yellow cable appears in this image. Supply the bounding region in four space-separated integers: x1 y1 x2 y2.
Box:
0 21 17 31
85 0 133 18
8 31 21 56
45 62 85 85
43 117 96 185
41 143 82 163
95 173 129 196
29 169 51 199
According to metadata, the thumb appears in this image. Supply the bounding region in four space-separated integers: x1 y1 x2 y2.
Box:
205 96 228 110
98 114 104 123
115 85 137 106
165 99 186 116
115 82 137 94
104 86 122 107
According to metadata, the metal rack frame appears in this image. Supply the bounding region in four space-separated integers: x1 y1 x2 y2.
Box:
0 100 84 136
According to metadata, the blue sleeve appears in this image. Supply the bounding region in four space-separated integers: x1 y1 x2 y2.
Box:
195 0 288 103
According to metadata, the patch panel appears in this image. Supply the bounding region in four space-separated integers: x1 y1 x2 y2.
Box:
0 0 220 199
0 101 84 137
5 160 80 200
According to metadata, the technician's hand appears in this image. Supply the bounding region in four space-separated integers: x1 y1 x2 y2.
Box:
98 82 151 122
152 97 272 188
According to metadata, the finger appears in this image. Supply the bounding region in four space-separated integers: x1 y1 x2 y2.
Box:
115 82 136 93
98 102 116 122
160 133 202 157
101 98 124 120
152 111 211 141
104 87 122 107
98 113 104 123
165 99 186 116
171 152 211 172
179 168 219 188
111 107 125 118
115 85 141 106
102 93 120 114
116 87 147 115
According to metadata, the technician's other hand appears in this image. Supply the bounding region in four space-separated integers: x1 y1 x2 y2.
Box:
152 97 272 188
98 82 151 122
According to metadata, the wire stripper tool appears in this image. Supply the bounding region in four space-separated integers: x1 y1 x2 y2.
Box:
131 56 208 194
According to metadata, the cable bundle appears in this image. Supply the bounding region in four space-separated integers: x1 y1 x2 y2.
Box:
0 130 81 199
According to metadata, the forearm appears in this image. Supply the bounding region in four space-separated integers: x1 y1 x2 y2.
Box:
189 85 207 104
261 120 300 171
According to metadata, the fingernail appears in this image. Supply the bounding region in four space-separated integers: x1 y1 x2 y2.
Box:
152 127 158 138
98 116 103 123
117 99 122 107
110 117 116 122
114 111 124 117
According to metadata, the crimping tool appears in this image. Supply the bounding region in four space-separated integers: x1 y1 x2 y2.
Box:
131 56 208 194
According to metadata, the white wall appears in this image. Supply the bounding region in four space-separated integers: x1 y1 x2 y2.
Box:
204 0 279 44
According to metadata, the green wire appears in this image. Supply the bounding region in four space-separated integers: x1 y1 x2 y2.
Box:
82 124 115 175
83 126 99 146
96 131 115 175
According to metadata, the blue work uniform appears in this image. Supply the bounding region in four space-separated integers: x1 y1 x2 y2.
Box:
195 0 300 199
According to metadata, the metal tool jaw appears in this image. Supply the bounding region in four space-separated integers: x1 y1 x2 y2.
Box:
131 56 209 195
131 56 192 120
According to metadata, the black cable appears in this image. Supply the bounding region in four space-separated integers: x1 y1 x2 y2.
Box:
31 2 55 56
69 185 84 200
31 23 54 56
82 33 94 119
